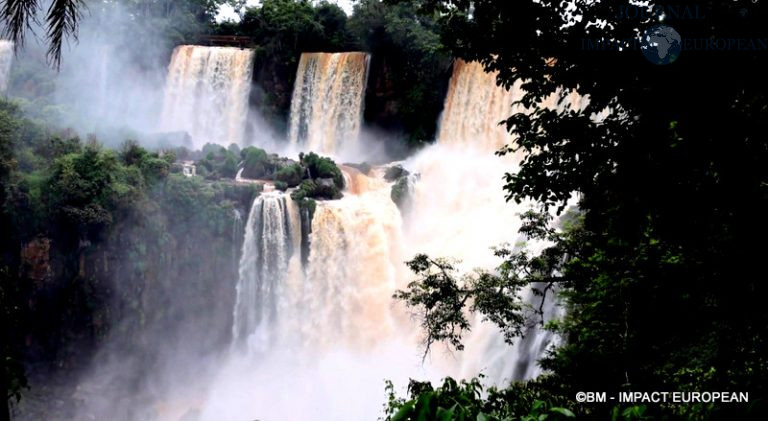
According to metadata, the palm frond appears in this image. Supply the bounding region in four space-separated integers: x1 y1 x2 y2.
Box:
45 0 84 68
1 0 41 47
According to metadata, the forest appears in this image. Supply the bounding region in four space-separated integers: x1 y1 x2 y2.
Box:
1 0 767 420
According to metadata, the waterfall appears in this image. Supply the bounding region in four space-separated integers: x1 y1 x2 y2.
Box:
288 52 370 154
302 171 404 349
437 59 526 153
204 58 586 420
232 192 301 352
160 45 254 148
231 171 402 352
437 59 587 153
0 40 14 92
402 59 586 383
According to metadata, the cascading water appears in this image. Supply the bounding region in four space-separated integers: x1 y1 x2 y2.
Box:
232 192 301 352
402 59 585 383
288 52 370 154
302 169 405 349
0 40 14 92
437 59 527 153
160 45 254 148
202 58 586 420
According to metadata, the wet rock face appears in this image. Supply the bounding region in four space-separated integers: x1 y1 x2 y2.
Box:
20 237 52 282
384 165 409 182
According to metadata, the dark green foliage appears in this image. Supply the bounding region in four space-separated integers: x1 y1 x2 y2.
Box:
274 180 288 191
221 155 239 179
397 240 539 355
119 140 147 166
274 163 304 187
227 143 241 157
290 179 342 201
0 98 259 417
222 0 354 129
391 1 768 418
384 377 574 421
196 143 240 180
240 146 269 179
47 145 119 232
350 0 451 146
300 152 344 189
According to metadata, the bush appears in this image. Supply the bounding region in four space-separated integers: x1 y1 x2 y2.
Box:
274 163 304 187
291 179 342 201
221 155 239 179
274 181 288 191
241 146 269 179
300 152 345 189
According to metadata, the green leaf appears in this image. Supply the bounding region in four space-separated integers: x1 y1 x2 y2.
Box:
436 406 455 421
391 401 415 421
549 407 575 418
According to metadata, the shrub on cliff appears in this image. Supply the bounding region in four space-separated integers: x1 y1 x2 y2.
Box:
300 152 344 189
240 146 269 179
291 179 342 201
274 163 304 187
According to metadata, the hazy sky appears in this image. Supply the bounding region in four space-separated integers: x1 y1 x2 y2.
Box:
217 0 355 22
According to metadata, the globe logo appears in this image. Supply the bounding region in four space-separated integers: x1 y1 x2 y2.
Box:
641 25 682 65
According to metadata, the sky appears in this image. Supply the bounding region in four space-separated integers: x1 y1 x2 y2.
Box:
216 0 356 22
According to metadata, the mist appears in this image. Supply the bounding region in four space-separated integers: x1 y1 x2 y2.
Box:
5 3 566 421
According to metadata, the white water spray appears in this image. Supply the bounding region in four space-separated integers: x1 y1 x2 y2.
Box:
160 45 254 148
288 52 370 155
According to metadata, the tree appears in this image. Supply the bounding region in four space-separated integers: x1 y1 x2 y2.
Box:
350 0 451 145
233 0 352 127
394 0 768 418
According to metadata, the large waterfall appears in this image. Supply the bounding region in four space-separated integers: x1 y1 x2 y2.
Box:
401 58 590 382
288 52 370 154
231 170 403 352
0 40 13 92
202 58 584 420
160 45 254 148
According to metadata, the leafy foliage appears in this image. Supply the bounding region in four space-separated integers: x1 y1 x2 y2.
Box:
0 98 259 417
217 0 353 128
350 0 451 146
391 1 768 418
384 377 575 421
274 163 304 187
240 146 269 179
299 151 344 189
396 210 570 357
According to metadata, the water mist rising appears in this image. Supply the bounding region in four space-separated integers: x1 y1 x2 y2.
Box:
288 52 370 154
401 58 585 383
160 45 254 148
0 40 14 92
136 55 586 420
